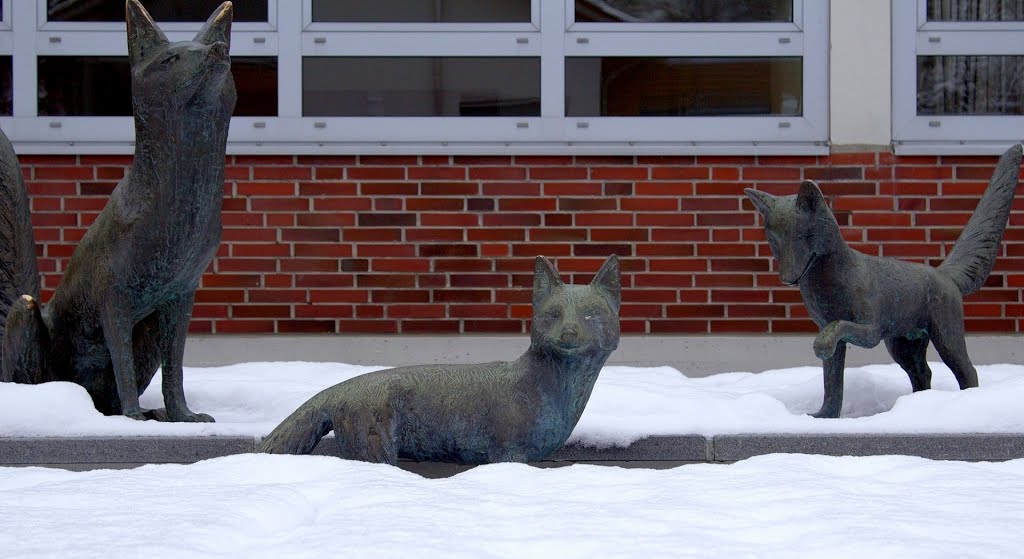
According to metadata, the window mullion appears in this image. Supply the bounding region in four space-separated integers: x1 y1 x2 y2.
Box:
278 0 302 119
12 0 36 118
539 0 565 119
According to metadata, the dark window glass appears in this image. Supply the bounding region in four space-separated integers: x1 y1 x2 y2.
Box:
234 57 278 116
303 57 540 117
38 57 131 116
565 57 802 117
47 0 267 22
38 56 278 116
0 57 10 116
312 0 530 23
575 0 792 23
926 0 1024 21
918 55 1024 115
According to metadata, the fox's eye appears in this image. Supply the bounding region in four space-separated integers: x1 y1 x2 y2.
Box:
162 54 180 65
544 309 561 321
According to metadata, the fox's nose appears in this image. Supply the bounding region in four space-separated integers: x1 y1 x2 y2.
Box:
560 327 580 345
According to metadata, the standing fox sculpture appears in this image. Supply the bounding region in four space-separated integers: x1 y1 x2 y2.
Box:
0 1 236 421
745 144 1022 418
259 255 621 465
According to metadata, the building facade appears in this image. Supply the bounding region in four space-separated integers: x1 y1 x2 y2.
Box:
2 0 1024 336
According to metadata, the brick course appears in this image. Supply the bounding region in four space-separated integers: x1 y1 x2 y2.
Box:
19 153 1024 335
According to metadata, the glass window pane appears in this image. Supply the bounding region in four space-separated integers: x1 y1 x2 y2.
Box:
926 0 1024 21
312 0 530 23
0 57 10 116
234 57 278 116
47 0 268 23
575 0 792 23
303 57 540 117
38 57 131 116
565 57 802 117
917 55 1024 115
38 56 278 117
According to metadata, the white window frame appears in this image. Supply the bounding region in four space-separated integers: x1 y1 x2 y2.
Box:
4 0 828 155
892 0 1024 154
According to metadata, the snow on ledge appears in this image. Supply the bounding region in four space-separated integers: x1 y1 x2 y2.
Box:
1 362 1023 447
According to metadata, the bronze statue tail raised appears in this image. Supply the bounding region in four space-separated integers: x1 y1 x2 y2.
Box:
258 392 334 455
939 144 1023 296
0 128 42 382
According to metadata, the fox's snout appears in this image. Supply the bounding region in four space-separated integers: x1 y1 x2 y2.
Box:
559 326 581 346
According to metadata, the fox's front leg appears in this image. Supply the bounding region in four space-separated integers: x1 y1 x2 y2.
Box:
157 293 213 422
99 295 146 420
814 320 882 360
812 342 847 418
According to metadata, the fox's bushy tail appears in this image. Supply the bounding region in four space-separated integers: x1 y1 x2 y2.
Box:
258 392 333 455
939 144 1023 296
0 127 40 382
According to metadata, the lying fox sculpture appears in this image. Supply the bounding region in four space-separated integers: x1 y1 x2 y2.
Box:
745 144 1022 418
0 1 236 422
259 255 621 464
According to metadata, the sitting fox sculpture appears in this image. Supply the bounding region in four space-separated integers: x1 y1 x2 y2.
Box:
0 1 236 421
259 255 621 464
745 144 1022 418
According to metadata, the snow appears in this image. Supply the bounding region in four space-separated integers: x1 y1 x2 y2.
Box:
3 362 1024 556
1 453 1023 557
1 361 1024 444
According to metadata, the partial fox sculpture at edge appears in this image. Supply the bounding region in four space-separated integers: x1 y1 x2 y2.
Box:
0 0 237 422
745 145 1023 418
259 255 621 465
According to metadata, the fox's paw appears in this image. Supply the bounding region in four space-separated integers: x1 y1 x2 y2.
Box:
123 408 148 421
162 407 216 423
813 334 838 360
173 411 216 423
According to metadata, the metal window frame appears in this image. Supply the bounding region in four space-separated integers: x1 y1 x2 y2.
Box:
893 0 1024 155
5 0 828 155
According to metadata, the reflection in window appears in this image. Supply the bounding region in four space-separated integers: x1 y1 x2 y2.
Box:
918 55 1024 115
0 57 10 116
565 57 802 116
303 57 540 117
926 0 1024 21
38 56 279 116
575 0 792 23
47 0 267 22
311 0 530 23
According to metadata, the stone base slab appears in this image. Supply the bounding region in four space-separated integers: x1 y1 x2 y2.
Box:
2 434 1022 476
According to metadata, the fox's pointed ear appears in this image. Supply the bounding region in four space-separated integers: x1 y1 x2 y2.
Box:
533 256 562 309
195 1 233 47
126 0 169 67
590 254 621 312
744 188 776 217
796 180 825 213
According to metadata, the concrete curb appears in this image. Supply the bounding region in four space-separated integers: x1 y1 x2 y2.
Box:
3 434 1022 473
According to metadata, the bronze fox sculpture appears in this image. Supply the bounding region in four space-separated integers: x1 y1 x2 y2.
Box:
0 1 236 421
745 144 1022 418
259 255 621 464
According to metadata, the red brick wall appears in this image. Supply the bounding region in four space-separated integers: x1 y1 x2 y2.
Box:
19 152 1024 335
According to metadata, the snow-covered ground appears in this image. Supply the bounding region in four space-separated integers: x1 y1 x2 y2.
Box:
1 362 1023 443
2 453 1023 557
3 362 1024 557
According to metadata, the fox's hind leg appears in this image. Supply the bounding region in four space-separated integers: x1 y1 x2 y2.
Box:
884 335 932 392
928 306 978 390
334 408 398 465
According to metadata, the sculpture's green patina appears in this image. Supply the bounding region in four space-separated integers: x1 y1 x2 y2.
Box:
259 255 621 464
0 1 236 422
745 145 1022 418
